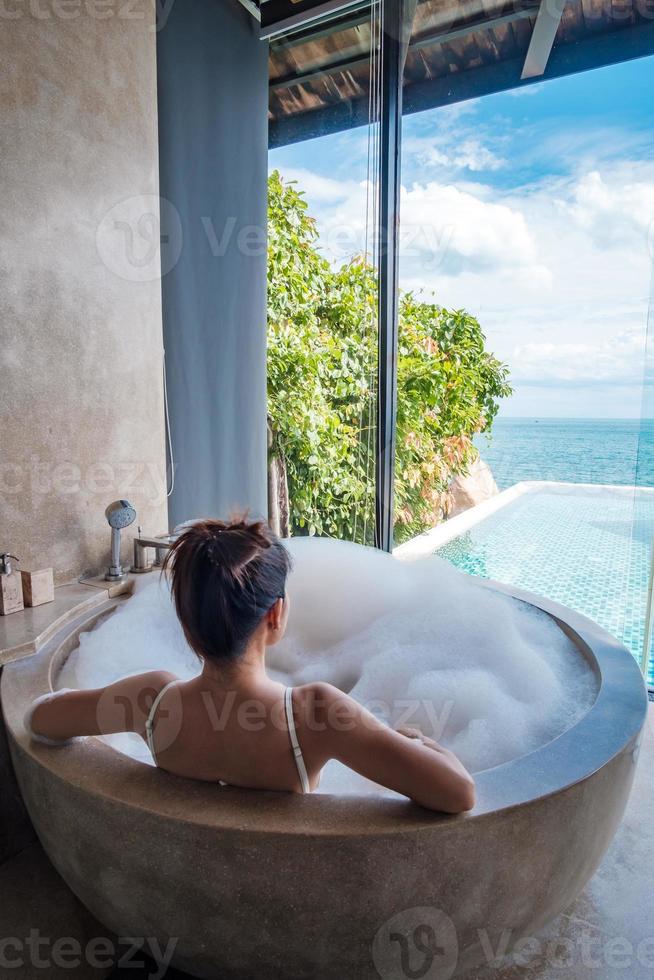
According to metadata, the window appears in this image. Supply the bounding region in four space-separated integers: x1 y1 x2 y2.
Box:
268 6 381 544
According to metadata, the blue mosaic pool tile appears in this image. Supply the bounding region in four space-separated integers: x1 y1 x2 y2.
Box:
436 484 654 685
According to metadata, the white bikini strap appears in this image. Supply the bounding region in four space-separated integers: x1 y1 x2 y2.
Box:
145 680 178 765
284 687 311 794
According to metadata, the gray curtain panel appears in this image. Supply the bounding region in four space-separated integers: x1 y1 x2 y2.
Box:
157 0 269 528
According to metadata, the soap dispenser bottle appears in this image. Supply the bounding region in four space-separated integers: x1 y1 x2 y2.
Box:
0 554 25 616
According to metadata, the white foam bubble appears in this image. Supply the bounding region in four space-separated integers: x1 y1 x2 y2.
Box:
57 537 597 792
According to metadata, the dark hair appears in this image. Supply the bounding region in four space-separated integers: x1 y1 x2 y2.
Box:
162 516 292 665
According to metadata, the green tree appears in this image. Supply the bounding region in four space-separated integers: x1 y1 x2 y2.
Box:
267 170 511 544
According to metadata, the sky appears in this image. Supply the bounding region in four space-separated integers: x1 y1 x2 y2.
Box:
269 55 654 419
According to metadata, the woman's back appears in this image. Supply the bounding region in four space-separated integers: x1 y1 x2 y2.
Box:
145 675 314 792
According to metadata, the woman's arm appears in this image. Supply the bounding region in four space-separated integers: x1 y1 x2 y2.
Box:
25 671 177 743
304 683 475 814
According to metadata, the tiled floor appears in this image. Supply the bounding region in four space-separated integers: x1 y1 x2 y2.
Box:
473 704 654 980
4 706 654 979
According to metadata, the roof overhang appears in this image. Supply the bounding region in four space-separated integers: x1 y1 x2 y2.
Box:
268 0 654 148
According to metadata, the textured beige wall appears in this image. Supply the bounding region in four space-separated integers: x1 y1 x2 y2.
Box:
0 5 168 584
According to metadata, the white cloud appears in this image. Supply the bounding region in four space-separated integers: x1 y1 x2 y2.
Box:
406 137 505 173
273 167 548 282
504 83 545 98
399 181 549 283
274 167 356 205
568 169 654 249
511 328 646 385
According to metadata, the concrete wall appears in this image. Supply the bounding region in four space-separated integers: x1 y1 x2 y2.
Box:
157 0 269 527
0 3 168 584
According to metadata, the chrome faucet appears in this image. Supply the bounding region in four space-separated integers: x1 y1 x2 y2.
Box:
131 527 176 573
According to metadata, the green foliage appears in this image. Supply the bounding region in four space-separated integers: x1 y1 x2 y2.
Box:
267 170 512 544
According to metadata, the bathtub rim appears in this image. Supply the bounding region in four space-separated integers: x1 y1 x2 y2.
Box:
1 579 647 835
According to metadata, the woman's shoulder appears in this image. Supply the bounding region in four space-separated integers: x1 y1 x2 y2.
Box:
112 669 179 699
291 681 349 711
290 682 364 739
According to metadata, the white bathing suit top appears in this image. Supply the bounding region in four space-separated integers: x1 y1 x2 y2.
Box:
145 681 311 794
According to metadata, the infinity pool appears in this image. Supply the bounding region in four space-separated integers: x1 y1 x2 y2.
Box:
434 482 654 685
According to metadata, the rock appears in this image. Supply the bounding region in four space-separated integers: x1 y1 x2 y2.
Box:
446 457 498 518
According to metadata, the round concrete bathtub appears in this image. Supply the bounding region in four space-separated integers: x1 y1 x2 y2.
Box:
1 582 647 980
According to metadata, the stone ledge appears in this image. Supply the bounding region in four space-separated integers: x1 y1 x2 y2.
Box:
0 582 114 667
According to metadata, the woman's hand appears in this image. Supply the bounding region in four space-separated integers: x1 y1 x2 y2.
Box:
396 725 438 747
395 725 423 739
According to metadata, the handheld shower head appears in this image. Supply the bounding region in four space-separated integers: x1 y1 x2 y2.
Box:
105 500 137 530
104 500 136 581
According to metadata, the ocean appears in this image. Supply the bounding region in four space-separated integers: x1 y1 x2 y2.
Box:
474 418 654 490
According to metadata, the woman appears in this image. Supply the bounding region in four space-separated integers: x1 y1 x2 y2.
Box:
26 517 475 813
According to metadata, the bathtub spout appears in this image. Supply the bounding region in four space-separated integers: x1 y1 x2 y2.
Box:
131 532 175 573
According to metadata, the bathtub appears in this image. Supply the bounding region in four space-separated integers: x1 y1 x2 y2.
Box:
1 581 647 979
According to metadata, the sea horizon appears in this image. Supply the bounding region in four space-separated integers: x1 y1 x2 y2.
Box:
475 417 654 489
494 416 654 422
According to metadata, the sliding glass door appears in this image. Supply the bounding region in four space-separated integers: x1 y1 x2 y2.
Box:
394 1 654 680
268 5 382 544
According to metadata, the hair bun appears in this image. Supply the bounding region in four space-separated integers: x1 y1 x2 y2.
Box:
190 516 272 581
162 513 291 663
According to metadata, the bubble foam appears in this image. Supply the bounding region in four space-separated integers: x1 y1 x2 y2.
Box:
58 537 597 792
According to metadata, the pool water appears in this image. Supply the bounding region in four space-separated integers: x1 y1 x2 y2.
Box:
437 483 654 685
